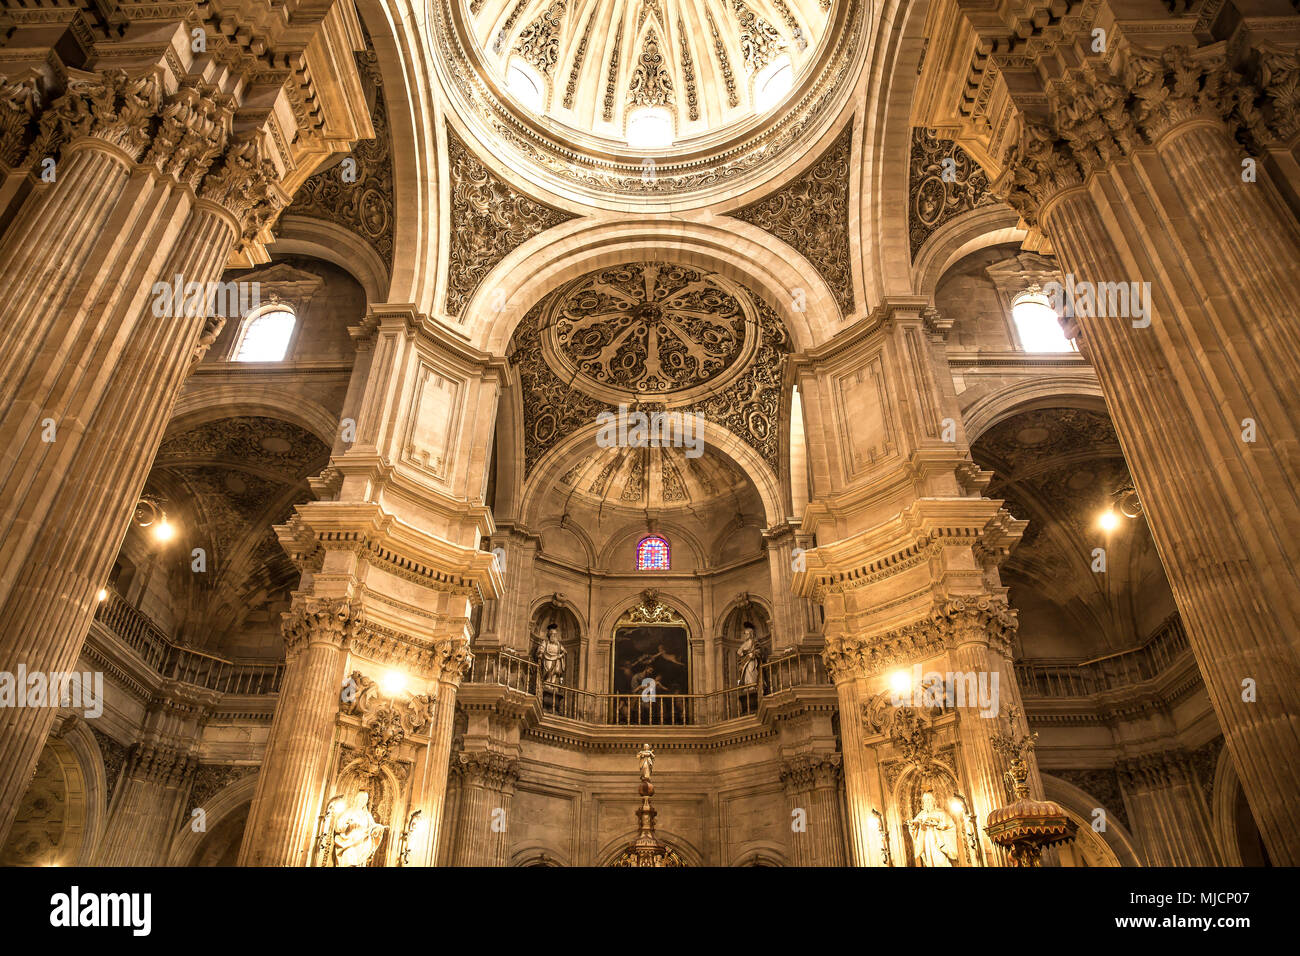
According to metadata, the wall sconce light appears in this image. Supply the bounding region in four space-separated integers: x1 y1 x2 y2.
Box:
134 495 178 544
869 808 893 867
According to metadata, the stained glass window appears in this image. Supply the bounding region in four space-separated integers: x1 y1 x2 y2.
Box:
636 535 670 571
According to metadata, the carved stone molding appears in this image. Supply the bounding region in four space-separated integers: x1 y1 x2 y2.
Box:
444 126 575 318
823 597 1018 681
729 123 854 316
1116 748 1201 791
185 764 256 818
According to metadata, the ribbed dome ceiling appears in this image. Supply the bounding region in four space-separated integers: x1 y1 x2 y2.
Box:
470 0 832 147
558 444 754 510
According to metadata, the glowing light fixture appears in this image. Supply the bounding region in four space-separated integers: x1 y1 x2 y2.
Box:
96 588 108 603
1098 509 1119 533
153 517 176 543
888 669 912 697
380 669 408 697
1011 285 1075 352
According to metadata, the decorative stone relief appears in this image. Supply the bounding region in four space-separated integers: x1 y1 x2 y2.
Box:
729 123 854 315
514 1 569 78
908 127 995 257
628 29 675 109
443 126 575 318
285 50 395 269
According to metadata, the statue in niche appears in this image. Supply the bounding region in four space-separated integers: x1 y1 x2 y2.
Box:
735 622 761 686
908 790 958 867
534 622 567 684
332 790 387 867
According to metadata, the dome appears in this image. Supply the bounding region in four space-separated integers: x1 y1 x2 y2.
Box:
471 0 832 147
434 0 869 201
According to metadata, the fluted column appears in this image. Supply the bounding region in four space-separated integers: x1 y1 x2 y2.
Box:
95 742 198 866
1117 750 1222 867
238 600 356 866
780 754 846 866
449 751 520 867
0 6 370 846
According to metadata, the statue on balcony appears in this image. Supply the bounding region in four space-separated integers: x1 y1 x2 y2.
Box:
535 623 567 685
908 790 958 867
736 623 761 686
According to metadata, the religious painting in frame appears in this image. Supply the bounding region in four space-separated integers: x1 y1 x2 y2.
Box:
612 590 691 696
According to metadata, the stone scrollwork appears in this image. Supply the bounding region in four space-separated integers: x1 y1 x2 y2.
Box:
729 123 854 316
443 126 575 318
908 128 995 258
623 588 686 625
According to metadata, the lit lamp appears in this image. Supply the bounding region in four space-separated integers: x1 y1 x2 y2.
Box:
948 793 984 866
379 670 408 697
986 709 1078 866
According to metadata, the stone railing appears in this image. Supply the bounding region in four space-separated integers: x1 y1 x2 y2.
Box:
466 649 829 726
93 589 283 696
1015 614 1191 699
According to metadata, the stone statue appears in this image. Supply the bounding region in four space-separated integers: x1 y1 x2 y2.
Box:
736 622 761 686
332 790 387 867
908 790 958 867
535 622 567 685
638 743 655 783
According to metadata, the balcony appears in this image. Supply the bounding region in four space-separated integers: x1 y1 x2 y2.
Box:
92 589 283 696
466 648 829 727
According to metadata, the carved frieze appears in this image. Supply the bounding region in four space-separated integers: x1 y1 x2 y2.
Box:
908 128 995 257
730 124 854 315
443 126 574 318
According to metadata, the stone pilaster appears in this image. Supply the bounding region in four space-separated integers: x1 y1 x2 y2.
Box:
0 5 371 846
449 751 520 867
1117 749 1222 867
238 598 360 866
95 741 199 866
921 8 1300 863
780 753 847 866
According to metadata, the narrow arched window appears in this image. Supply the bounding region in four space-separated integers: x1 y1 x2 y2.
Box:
232 305 296 362
636 534 670 571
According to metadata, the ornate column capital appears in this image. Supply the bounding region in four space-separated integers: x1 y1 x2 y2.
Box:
823 596 1017 682
282 597 364 657
456 750 520 791
780 753 843 791
124 742 199 788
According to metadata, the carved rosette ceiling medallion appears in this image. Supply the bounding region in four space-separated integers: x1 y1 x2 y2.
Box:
433 0 869 200
285 49 395 269
510 259 791 476
729 122 853 315
908 128 996 258
444 126 576 317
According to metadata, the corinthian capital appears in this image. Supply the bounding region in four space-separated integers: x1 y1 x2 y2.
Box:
34 68 162 162
433 636 474 685
283 597 364 655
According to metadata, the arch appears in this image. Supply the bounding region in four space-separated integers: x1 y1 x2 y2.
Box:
911 206 1027 299
165 392 340 450
355 0 441 310
596 827 705 867
518 417 786 531
533 517 599 570
962 380 1109 445
510 841 571 867
596 520 709 573
1211 745 1243 866
0 731 96 867
473 217 834 357
167 770 260 866
595 592 705 655
272 215 390 304
1040 773 1142 868
730 841 789 867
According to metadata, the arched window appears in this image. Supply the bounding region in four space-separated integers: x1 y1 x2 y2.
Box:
232 305 296 362
636 534 670 571
1010 287 1076 353
506 59 545 113
626 107 673 150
